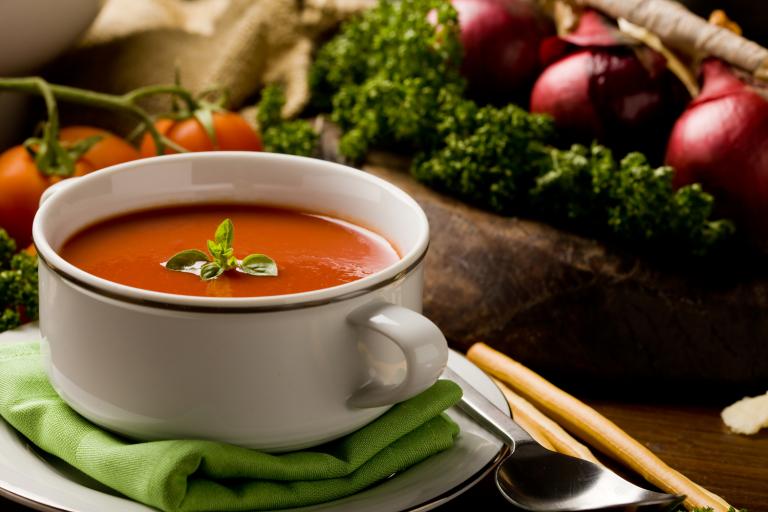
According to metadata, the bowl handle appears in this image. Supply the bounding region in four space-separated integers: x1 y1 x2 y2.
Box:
346 300 449 408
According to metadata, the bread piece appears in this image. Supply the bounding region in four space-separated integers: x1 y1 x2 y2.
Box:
721 391 768 435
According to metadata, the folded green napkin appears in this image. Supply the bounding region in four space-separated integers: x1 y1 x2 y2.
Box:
0 342 461 512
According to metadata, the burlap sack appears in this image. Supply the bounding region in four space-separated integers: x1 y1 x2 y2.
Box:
48 0 373 117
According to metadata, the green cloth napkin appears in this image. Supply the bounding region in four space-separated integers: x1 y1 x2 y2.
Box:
0 342 461 512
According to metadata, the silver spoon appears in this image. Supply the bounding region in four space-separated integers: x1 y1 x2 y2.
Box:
442 367 685 511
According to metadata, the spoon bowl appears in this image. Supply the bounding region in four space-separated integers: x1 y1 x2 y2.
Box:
442 367 684 511
495 442 683 510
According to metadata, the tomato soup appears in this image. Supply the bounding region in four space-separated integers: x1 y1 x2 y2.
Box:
60 204 401 297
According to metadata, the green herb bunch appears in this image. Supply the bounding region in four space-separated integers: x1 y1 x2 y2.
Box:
310 0 464 160
311 0 734 257
0 229 38 333
413 102 555 212
256 85 318 157
530 145 735 256
687 508 746 512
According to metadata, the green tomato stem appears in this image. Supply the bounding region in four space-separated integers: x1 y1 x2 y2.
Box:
122 84 198 110
0 77 194 154
34 78 58 135
24 78 77 176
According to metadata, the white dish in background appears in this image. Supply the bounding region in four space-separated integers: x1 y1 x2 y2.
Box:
0 324 507 512
0 0 102 75
0 0 103 148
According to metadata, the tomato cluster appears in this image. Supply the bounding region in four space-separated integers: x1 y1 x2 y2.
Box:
0 112 262 247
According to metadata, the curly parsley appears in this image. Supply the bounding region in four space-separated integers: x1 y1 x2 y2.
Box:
531 145 735 255
0 230 38 333
310 0 463 160
310 0 734 256
413 103 554 213
686 508 746 512
256 85 318 157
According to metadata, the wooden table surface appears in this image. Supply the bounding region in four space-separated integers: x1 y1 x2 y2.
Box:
440 398 768 511
3 396 765 512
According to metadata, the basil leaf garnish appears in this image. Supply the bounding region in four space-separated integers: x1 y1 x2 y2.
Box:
207 239 221 259
164 249 210 272
239 254 278 276
200 261 224 281
221 247 238 269
162 218 278 282
215 218 234 248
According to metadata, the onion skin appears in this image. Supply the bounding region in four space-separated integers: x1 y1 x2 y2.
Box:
530 11 687 161
452 0 551 104
529 50 604 142
667 59 768 237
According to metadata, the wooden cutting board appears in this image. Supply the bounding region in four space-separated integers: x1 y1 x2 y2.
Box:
351 149 768 395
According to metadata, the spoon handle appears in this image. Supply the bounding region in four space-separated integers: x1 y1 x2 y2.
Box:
442 366 535 453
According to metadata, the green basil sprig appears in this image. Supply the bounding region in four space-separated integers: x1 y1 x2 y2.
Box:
163 219 277 280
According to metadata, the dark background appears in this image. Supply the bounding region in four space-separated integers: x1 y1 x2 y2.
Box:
681 0 768 44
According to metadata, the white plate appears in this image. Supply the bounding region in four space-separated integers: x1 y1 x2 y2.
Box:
0 325 507 512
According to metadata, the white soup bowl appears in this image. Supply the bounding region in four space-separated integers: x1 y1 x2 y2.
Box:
32 152 448 452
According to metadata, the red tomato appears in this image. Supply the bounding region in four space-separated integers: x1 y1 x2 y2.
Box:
139 111 262 156
0 146 93 247
0 127 137 247
59 126 140 170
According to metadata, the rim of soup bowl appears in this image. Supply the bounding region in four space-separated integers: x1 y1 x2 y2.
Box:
32 152 430 313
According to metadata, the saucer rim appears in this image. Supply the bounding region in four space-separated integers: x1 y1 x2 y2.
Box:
400 446 509 512
0 446 510 512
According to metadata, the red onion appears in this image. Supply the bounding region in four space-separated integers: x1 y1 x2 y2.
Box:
530 10 687 161
451 0 551 103
667 59 768 237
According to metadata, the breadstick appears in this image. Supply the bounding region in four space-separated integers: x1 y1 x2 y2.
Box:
504 398 557 451
468 343 731 512
493 377 600 464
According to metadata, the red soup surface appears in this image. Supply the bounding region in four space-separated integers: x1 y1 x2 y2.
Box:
60 204 401 297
